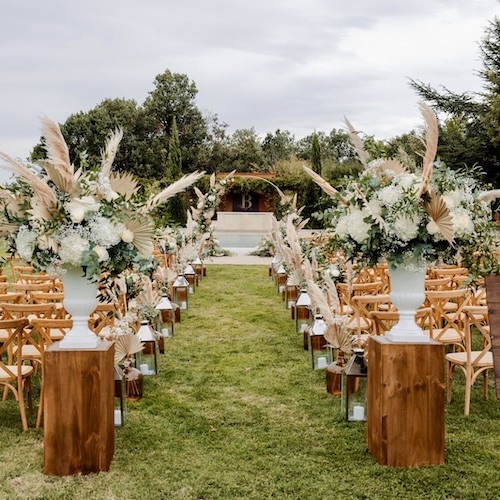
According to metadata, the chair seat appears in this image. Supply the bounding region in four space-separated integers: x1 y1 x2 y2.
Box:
12 345 41 359
0 365 33 380
426 328 463 344
445 351 493 368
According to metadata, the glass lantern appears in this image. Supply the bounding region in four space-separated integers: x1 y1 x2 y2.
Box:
184 264 197 294
173 275 189 310
135 321 159 375
295 289 312 336
192 257 204 282
114 366 127 427
276 265 287 294
270 256 279 278
155 295 175 339
308 314 330 369
341 348 368 421
284 281 298 310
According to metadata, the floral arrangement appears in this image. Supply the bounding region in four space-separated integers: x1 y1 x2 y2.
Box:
305 104 498 273
0 116 203 280
190 171 235 257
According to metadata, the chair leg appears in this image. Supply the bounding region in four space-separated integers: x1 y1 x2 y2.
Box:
464 366 473 417
36 378 44 428
483 369 489 398
17 383 29 431
446 361 454 403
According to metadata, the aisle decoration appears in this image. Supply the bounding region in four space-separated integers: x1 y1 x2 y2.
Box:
305 104 498 342
0 116 203 347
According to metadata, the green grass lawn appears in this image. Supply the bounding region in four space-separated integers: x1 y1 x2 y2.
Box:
1 264 500 499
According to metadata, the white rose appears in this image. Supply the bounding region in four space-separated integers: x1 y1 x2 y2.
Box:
442 190 462 209
330 267 340 278
208 195 216 202
94 246 109 262
426 219 441 235
70 207 85 223
378 186 401 206
452 209 475 237
121 229 134 243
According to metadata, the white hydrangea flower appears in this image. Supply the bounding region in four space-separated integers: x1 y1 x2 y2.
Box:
89 216 124 247
452 208 475 237
207 195 216 202
15 226 37 261
442 190 463 209
347 210 371 243
59 234 90 266
398 174 418 190
334 215 350 239
393 215 421 241
377 186 401 206
365 198 382 217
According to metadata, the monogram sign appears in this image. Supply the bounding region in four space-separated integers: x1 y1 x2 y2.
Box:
232 192 260 212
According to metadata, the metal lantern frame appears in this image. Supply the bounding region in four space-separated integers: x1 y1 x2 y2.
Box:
184 264 197 294
114 367 127 427
192 257 205 282
173 275 189 310
295 289 312 335
341 348 368 421
136 321 159 376
276 265 287 294
155 295 175 339
284 281 298 310
308 314 331 369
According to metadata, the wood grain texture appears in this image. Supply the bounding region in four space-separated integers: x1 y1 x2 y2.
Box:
43 341 114 476
484 275 500 398
367 337 445 467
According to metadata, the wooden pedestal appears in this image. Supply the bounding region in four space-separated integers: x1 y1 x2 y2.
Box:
43 341 115 476
367 336 445 467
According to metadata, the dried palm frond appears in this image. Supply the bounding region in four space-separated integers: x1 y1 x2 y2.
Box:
424 191 455 244
0 222 19 236
478 189 500 203
416 102 439 198
307 280 335 325
123 215 155 257
377 159 408 176
194 186 205 201
325 316 354 352
101 129 123 177
110 171 139 200
186 210 194 242
114 333 144 365
343 117 370 166
323 270 341 313
136 276 160 308
198 237 206 257
190 206 200 221
154 265 177 286
140 171 204 213
27 198 52 221
302 258 314 283
40 116 75 193
296 217 310 232
0 152 58 207
303 166 348 204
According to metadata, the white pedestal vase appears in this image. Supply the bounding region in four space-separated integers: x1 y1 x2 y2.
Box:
59 267 100 349
385 265 429 343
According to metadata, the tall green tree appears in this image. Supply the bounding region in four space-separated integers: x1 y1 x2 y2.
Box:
410 16 500 186
228 128 264 172
310 132 322 173
261 129 296 166
143 69 208 173
166 117 182 179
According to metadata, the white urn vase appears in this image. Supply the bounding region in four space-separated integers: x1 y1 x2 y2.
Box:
59 266 100 349
385 265 429 343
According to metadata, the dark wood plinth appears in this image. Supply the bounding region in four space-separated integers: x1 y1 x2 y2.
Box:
367 336 445 467
43 341 115 476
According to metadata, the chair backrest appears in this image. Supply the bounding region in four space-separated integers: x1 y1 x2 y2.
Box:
0 318 30 379
30 291 65 304
0 293 23 305
425 289 472 343
425 277 452 291
10 282 54 302
462 306 491 366
0 302 56 321
89 303 119 334
337 281 382 314
370 307 433 336
30 318 73 345
351 294 393 335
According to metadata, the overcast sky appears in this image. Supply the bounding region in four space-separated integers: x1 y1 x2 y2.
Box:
1 0 499 183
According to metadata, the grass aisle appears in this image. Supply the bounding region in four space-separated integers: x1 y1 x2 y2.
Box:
1 264 500 499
